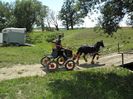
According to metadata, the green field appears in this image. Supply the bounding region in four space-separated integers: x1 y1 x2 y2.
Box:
0 67 133 99
0 28 133 99
0 28 133 68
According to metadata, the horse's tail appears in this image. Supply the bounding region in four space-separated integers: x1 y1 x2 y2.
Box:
77 47 83 55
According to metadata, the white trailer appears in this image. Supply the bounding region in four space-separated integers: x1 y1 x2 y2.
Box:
0 28 26 45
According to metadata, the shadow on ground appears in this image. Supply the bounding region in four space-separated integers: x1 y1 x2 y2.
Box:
41 62 106 73
79 62 105 68
120 62 133 71
47 70 133 99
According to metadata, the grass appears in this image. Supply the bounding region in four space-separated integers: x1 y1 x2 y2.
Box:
0 43 50 68
0 67 133 99
62 28 133 53
0 28 133 99
0 31 60 68
0 28 133 68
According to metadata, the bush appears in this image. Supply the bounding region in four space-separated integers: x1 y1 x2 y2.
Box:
45 32 59 42
26 33 44 44
26 32 62 44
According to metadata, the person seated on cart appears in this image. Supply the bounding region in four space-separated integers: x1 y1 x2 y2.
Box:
51 34 67 59
55 34 62 49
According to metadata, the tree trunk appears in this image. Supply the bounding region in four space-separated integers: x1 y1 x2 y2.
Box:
70 15 74 29
55 24 59 31
47 21 51 31
70 20 74 30
41 23 44 31
41 18 44 31
66 19 69 30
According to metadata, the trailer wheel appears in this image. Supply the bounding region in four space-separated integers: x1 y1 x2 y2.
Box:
41 56 50 67
47 61 58 72
57 56 65 65
65 60 75 70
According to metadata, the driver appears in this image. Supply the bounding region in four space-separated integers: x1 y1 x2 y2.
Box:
52 34 67 59
55 34 62 49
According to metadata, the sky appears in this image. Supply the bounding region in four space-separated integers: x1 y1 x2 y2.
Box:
1 0 127 28
1 0 64 12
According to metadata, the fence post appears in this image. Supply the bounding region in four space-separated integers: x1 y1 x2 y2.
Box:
118 43 120 53
121 53 124 65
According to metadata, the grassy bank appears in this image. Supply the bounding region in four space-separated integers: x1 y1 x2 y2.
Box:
0 67 133 99
0 43 50 68
0 28 133 67
62 28 133 53
0 28 133 99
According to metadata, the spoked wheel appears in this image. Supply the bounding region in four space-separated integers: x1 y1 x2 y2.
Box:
47 61 58 72
41 56 50 67
65 60 75 70
57 57 65 65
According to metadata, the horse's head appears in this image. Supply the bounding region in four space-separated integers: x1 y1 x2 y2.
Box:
96 40 104 48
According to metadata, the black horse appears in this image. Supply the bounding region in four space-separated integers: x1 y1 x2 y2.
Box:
73 40 104 65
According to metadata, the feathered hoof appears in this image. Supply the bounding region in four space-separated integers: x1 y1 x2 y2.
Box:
91 61 95 64
85 59 88 62
96 56 99 60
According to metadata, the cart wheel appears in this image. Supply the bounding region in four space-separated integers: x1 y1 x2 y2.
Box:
47 61 58 72
65 60 75 70
57 57 65 65
41 56 50 67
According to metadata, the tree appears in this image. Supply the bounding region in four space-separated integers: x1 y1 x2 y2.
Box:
59 0 71 30
76 0 104 15
14 0 47 32
127 12 133 27
44 9 52 31
0 1 15 31
124 0 133 27
59 5 69 30
49 10 59 31
36 5 48 31
100 1 125 36
59 0 84 30
77 0 133 35
44 9 59 31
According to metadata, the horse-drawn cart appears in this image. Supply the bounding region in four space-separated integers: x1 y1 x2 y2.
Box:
40 39 104 72
41 48 76 72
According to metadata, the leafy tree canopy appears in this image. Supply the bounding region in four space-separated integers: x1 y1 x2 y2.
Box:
59 0 85 30
77 0 133 35
0 0 48 32
0 1 15 31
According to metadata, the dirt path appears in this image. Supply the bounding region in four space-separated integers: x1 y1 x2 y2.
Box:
0 64 45 81
0 53 133 81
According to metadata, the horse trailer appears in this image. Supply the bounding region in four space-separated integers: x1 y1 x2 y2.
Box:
0 28 26 45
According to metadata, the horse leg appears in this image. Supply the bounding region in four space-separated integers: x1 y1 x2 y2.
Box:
76 53 81 65
96 53 99 60
83 54 87 62
91 54 96 64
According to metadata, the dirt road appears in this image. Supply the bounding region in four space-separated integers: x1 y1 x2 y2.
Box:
0 53 133 81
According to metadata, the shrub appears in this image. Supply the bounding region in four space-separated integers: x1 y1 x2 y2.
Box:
26 32 62 44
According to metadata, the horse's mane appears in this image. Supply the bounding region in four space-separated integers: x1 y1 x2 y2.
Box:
94 40 103 48
94 42 99 48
